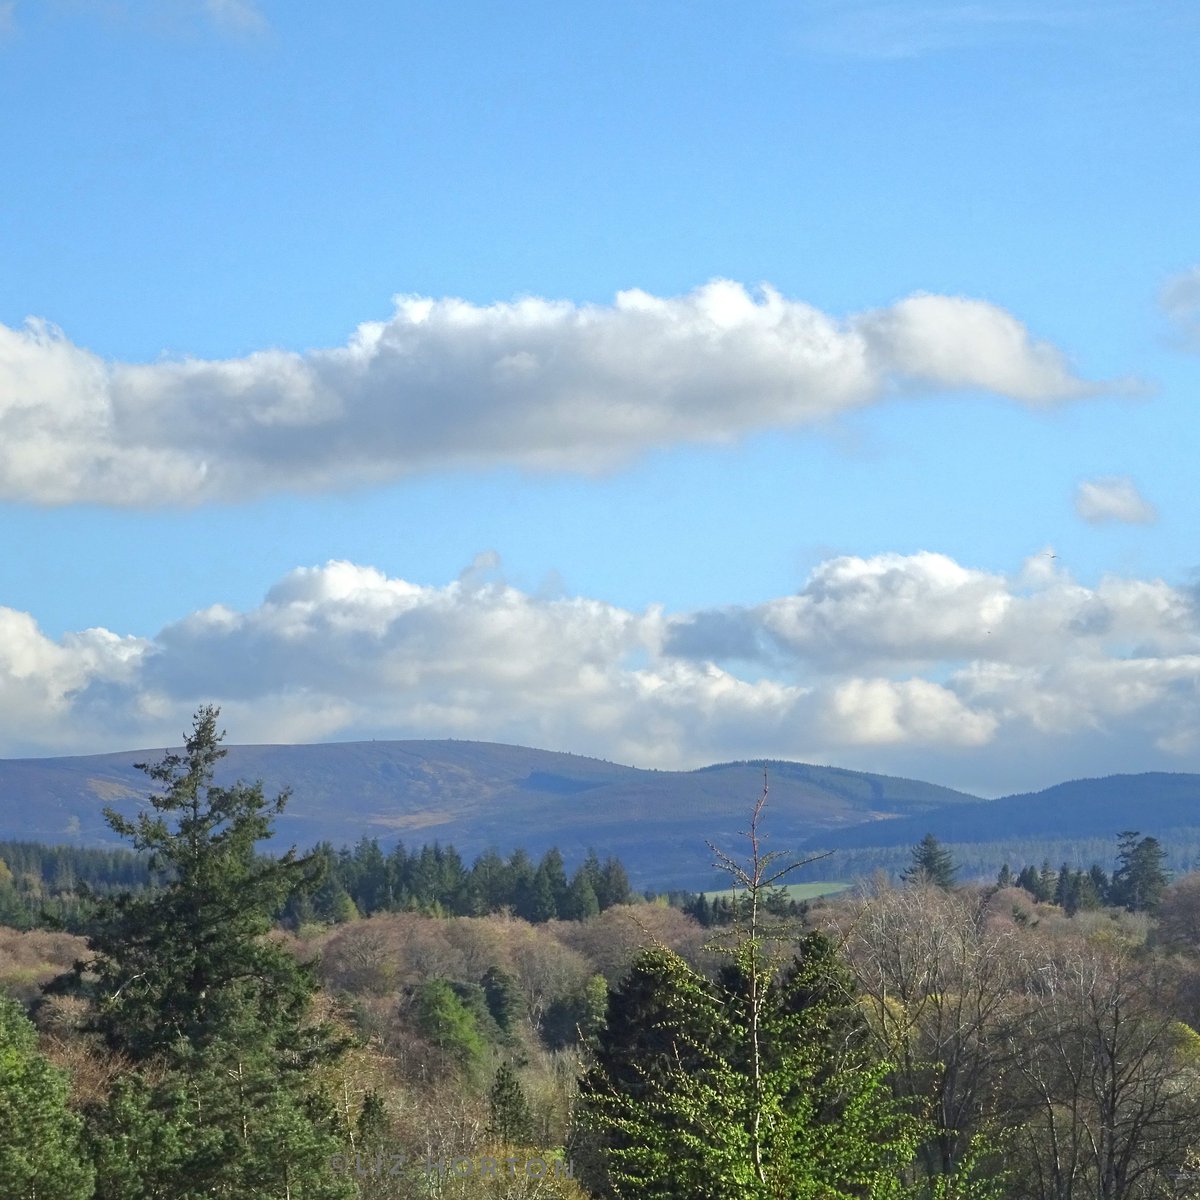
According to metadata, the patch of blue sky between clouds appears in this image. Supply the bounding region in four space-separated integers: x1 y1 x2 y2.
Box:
796 1 1118 60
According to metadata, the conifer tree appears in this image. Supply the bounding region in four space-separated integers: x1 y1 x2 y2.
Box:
1111 831 1170 913
481 965 525 1041
565 869 601 920
0 994 94 1200
488 1062 535 1145
55 706 352 1199
902 833 957 890
415 978 488 1076
596 856 632 909
1016 864 1044 900
578 776 922 1198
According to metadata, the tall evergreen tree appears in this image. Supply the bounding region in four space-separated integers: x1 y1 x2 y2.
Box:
565 870 601 921
1111 831 1170 913
481 965 525 1040
578 937 921 1199
902 833 957 890
596 856 633 909
414 978 488 1077
537 847 570 916
1016 864 1045 900
469 847 511 914
488 1062 535 1145
52 706 352 1199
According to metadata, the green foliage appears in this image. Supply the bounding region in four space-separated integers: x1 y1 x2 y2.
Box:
482 965 526 1040
89 1050 351 1199
902 833 957 890
7 826 638 932
66 708 330 1065
286 837 635 926
356 1087 391 1146
0 840 152 931
415 978 489 1075
488 1061 536 1144
541 972 609 1049
565 871 601 920
578 935 922 1199
580 780 922 1198
1112 830 1170 912
0 993 94 1200
53 706 352 1199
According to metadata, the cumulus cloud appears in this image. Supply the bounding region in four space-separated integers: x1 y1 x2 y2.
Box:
0 282 1109 507
1074 475 1157 525
5 552 1200 793
1162 265 1200 350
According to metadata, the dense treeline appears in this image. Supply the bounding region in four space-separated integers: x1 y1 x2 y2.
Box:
288 838 633 925
782 830 1200 888
0 840 152 930
659 886 808 927
785 827 1200 887
995 830 1170 914
0 834 633 932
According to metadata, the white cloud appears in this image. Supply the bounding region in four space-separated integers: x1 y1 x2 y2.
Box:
5 552 1200 793
857 293 1093 403
1162 265 1200 350
1074 475 1157 525
0 2 15 36
0 282 1110 507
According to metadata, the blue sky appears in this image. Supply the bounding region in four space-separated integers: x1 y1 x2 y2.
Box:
1 0 1198 795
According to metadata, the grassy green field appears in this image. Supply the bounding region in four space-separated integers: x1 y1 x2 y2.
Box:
701 881 852 901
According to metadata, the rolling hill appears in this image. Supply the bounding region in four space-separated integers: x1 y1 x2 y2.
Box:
808 772 1200 850
790 772 1200 883
4 741 1199 889
0 740 979 889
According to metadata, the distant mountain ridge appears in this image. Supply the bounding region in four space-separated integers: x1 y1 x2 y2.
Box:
0 739 978 889
2 741 1197 889
810 772 1200 851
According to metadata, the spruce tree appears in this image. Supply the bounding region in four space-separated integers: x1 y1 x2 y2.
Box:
1112 831 1170 913
902 833 957 890
565 870 601 920
578 777 922 1198
488 1062 535 1144
481 965 525 1040
55 706 352 1199
578 938 921 1199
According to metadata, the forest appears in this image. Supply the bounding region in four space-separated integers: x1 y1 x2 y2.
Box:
2 708 1200 1199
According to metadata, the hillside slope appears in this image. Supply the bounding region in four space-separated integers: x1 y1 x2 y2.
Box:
807 772 1200 851
0 740 979 889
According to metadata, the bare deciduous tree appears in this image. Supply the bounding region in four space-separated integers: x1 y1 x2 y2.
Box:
826 878 1021 1191
1004 938 1200 1200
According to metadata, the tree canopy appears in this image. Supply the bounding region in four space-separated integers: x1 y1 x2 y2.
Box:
52 705 352 1199
902 833 957 890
